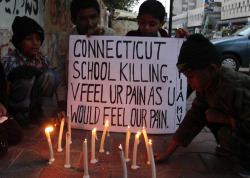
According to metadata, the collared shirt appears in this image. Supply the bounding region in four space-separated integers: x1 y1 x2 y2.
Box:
1 49 50 79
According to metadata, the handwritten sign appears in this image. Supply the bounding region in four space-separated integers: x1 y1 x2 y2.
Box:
67 36 186 134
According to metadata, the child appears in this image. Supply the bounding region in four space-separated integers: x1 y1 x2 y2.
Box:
55 0 115 120
126 0 188 38
126 0 169 37
154 34 250 177
0 62 23 158
0 16 61 128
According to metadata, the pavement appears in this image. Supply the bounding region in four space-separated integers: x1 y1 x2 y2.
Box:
1 70 249 178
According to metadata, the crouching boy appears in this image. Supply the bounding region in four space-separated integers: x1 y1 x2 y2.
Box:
154 34 250 177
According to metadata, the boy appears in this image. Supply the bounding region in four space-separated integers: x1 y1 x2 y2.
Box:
126 0 188 38
154 34 250 177
126 0 169 37
55 0 115 120
1 16 61 127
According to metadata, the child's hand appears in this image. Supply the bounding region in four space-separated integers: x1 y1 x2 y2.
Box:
175 28 189 38
154 152 169 163
53 111 66 125
86 27 105 37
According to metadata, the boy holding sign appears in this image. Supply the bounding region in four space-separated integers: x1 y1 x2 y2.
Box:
55 0 115 120
154 34 250 177
126 0 188 38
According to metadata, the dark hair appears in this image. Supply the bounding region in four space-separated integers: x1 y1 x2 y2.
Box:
70 0 100 20
138 0 166 22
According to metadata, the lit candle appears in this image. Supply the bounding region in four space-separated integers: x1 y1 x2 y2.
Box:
64 132 71 168
131 132 140 169
119 144 127 178
148 139 156 178
67 116 72 144
142 127 150 165
57 118 65 152
99 121 109 153
90 128 98 163
83 139 89 178
45 126 55 164
125 126 131 162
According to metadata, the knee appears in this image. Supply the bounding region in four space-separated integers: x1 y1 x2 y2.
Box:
44 70 61 87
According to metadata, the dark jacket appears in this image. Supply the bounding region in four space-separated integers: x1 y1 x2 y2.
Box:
173 67 250 146
126 28 170 37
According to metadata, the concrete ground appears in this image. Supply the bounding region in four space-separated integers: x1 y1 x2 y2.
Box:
1 69 248 178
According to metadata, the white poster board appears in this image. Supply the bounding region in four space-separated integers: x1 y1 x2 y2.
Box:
67 36 187 134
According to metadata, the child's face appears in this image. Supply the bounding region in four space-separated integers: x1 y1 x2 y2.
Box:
137 14 165 37
183 66 212 92
19 33 41 59
72 7 100 35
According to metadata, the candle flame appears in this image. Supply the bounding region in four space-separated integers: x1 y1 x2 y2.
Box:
45 126 53 133
93 128 96 133
143 126 145 129
105 120 109 125
119 144 123 150
85 139 87 142
149 139 152 144
137 132 141 136
128 126 130 129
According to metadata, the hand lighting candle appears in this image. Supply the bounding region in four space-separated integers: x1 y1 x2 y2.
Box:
45 126 55 164
64 132 71 168
119 144 127 178
142 127 150 164
57 118 65 152
91 128 98 163
99 121 109 153
148 139 156 178
125 126 131 162
83 139 89 178
131 132 140 169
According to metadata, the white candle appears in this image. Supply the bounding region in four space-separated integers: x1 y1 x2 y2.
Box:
67 116 72 144
83 139 89 178
131 132 140 169
125 126 131 162
45 126 55 164
142 127 151 165
99 121 109 153
148 139 156 178
57 118 65 152
119 144 127 178
64 132 71 168
90 128 98 163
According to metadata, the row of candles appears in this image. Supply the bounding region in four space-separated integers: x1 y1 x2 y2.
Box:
44 119 156 178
